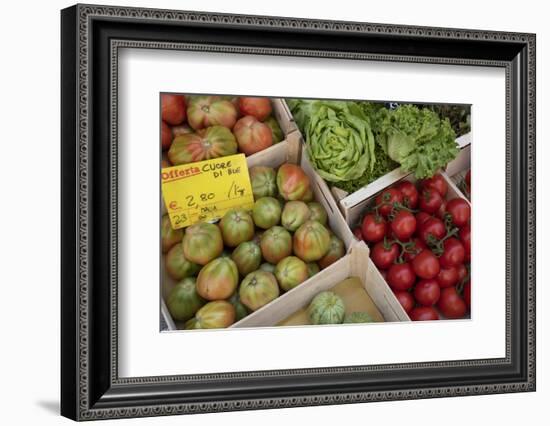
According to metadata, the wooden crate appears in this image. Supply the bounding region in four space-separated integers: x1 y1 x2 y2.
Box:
446 143 471 200
342 168 470 235
161 132 355 330
339 166 471 321
241 98 300 163
335 133 472 222
271 97 299 136
232 241 409 328
161 98 297 217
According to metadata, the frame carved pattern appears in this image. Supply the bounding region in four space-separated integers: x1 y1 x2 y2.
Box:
70 4 535 420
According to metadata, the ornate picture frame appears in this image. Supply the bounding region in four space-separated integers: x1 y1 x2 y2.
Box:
61 4 535 420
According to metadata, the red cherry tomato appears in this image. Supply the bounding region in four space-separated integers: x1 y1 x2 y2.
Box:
414 279 441 306
412 249 440 279
391 210 417 240
456 264 468 283
419 189 444 214
403 238 427 262
379 269 388 281
387 262 416 291
416 211 431 226
440 238 466 268
370 241 399 270
161 94 186 125
418 217 446 244
161 121 172 150
385 225 396 240
410 306 439 321
421 173 448 197
436 200 448 220
394 291 415 313
437 287 467 319
436 266 459 288
353 227 363 241
465 169 471 186
459 224 471 255
446 198 471 227
463 280 471 309
361 214 387 243
375 188 403 217
397 181 419 209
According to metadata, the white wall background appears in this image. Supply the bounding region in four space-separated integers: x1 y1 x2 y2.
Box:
0 0 546 425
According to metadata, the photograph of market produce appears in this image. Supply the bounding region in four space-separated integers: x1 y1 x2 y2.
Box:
160 94 471 331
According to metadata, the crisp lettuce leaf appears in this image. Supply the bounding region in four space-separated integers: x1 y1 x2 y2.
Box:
333 142 398 193
286 99 460 187
303 101 376 182
377 105 459 178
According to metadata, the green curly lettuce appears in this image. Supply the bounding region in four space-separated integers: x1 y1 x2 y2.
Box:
287 99 460 188
302 101 376 182
286 98 314 132
377 105 459 179
333 142 398 193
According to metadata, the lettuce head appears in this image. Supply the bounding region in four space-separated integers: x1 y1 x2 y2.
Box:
303 101 376 182
377 105 459 178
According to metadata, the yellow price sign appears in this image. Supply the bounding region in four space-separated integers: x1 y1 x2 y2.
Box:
161 154 255 229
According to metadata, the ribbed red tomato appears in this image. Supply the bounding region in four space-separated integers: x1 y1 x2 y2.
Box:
161 94 186 125
161 121 172 150
233 115 273 156
238 97 272 121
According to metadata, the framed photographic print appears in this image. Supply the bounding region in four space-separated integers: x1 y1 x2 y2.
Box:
61 3 536 421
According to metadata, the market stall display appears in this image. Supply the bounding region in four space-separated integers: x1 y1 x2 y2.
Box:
350 170 471 320
161 95 298 164
160 94 472 330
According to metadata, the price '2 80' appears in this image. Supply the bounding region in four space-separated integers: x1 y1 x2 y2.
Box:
185 192 215 208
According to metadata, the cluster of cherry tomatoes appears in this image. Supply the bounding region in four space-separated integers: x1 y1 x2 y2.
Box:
353 172 471 321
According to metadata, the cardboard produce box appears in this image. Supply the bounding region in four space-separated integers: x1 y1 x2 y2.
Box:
161 131 356 330
331 133 472 222
161 98 297 217
342 164 471 229
340 164 471 321
234 241 409 328
445 138 471 200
